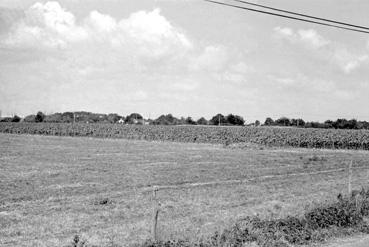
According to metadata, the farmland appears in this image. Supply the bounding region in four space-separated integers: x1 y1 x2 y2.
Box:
1 122 369 150
1 133 369 246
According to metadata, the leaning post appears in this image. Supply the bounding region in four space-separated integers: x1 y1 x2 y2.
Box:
152 186 160 241
348 160 353 196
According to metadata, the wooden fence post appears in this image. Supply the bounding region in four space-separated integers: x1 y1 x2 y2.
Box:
355 194 360 211
348 160 352 196
152 186 160 241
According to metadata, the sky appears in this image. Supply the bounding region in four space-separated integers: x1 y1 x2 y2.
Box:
1 0 369 122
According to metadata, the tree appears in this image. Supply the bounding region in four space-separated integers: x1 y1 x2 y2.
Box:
61 112 74 123
347 119 358 129
359 121 369 129
35 111 45 123
197 117 208 125
264 117 274 126
107 113 122 124
210 114 227 126
44 113 62 123
291 118 305 127
226 114 245 126
333 119 348 129
324 120 334 128
0 117 12 122
255 120 261 127
275 117 290 126
125 113 143 124
179 117 186 125
153 114 179 125
11 115 21 122
24 115 36 122
185 117 196 125
89 113 108 123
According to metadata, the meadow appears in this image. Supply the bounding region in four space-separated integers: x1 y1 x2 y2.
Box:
1 133 369 246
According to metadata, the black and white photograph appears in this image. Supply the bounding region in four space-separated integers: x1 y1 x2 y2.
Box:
1 0 369 246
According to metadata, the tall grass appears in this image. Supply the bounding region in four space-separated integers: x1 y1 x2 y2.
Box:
137 188 369 247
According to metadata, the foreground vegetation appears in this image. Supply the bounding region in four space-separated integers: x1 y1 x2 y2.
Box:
1 122 369 150
67 190 369 247
136 189 369 247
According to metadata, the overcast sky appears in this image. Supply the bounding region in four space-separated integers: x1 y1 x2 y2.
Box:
1 0 369 121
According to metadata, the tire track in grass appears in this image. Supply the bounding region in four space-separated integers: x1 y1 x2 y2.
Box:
142 165 369 192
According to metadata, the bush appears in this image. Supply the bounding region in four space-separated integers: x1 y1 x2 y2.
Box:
305 200 361 229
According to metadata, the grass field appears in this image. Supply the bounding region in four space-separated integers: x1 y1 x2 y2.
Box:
1 133 369 246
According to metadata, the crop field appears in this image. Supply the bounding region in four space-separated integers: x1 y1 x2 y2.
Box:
1 133 369 246
1 122 369 150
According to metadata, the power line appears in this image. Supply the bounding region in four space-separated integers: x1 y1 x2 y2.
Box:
204 0 369 35
231 0 369 31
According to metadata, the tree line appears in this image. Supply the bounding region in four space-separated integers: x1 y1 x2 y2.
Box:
264 117 369 130
1 111 369 130
0 111 246 126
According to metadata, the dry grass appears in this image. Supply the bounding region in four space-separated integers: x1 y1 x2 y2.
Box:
0 133 369 246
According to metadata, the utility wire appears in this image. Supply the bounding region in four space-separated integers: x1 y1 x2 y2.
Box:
231 0 369 31
204 0 369 34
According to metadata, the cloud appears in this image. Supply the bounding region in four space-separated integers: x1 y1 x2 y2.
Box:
332 48 368 74
3 2 86 48
189 45 229 71
297 29 330 48
2 1 193 58
214 62 255 84
269 73 334 92
269 73 355 100
86 10 117 33
274 26 330 48
0 1 257 118
274 26 368 74
0 7 23 34
274 27 294 37
171 81 198 91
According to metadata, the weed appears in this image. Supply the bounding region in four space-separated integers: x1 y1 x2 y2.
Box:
93 197 114 206
67 235 88 247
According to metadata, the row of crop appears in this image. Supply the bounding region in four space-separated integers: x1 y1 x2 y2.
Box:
1 123 369 150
